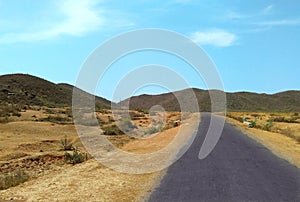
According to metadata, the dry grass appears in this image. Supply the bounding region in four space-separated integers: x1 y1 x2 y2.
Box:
227 112 300 169
0 107 199 201
227 112 300 143
0 170 29 190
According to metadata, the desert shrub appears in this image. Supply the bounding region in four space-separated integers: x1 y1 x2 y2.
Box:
119 118 137 133
61 135 73 151
271 117 299 123
0 109 9 118
294 113 299 116
134 108 149 114
65 109 73 118
0 170 29 190
263 121 273 131
251 114 260 118
12 111 21 117
65 147 87 165
0 104 22 118
0 116 9 123
103 124 124 135
144 126 161 135
250 121 257 128
39 115 72 124
45 108 57 114
227 114 244 123
108 116 115 123
129 111 145 120
72 114 98 126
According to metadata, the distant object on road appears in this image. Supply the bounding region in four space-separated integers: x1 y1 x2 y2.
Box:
243 116 254 128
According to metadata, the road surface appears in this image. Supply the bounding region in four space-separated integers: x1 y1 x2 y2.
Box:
148 113 300 202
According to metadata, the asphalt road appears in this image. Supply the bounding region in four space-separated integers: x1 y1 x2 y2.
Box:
148 113 300 202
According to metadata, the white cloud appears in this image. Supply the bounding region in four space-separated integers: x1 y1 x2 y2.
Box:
0 0 125 44
190 29 237 47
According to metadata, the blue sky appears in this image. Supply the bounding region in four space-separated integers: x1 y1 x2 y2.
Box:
0 0 299 101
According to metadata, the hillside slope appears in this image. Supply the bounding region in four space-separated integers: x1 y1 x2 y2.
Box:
1 74 299 112
0 74 112 108
122 89 300 112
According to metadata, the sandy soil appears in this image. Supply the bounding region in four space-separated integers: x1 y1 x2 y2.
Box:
0 113 199 201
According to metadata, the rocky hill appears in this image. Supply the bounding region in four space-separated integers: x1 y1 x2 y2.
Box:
0 74 112 109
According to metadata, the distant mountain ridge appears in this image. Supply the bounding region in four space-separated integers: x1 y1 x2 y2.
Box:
121 88 300 112
0 74 299 112
0 74 112 108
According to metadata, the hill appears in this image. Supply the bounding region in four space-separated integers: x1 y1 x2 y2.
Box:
1 74 299 112
121 89 300 112
0 74 112 108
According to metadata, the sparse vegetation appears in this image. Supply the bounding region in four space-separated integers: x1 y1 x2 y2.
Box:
144 126 161 135
38 115 72 124
134 108 149 114
61 135 73 151
263 120 273 131
0 170 29 190
103 124 124 135
65 147 88 165
119 118 138 133
270 116 299 123
227 112 300 143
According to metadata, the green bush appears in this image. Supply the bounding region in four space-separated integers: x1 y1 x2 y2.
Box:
250 121 257 128
263 121 273 131
65 147 87 165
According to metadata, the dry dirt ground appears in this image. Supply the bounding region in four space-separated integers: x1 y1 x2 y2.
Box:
0 108 199 201
226 112 300 169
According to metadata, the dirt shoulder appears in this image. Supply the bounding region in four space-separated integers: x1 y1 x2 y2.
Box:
0 113 200 201
227 117 300 169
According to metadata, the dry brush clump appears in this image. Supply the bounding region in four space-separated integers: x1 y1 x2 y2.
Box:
61 135 73 151
0 170 29 190
61 135 88 165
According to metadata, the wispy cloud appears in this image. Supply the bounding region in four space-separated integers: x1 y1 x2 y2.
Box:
224 11 250 21
262 4 274 14
0 0 132 44
257 19 300 26
225 4 274 21
190 29 237 47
